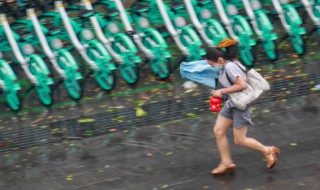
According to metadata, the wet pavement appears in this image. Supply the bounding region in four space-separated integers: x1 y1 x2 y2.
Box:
0 3 320 190
0 94 319 190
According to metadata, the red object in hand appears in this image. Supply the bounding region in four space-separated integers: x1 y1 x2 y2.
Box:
210 96 221 112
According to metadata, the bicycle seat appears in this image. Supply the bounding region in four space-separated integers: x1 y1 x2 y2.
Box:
135 5 150 13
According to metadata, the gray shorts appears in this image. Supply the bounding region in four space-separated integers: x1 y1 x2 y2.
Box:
219 105 254 129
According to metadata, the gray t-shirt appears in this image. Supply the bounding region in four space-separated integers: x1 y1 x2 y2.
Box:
218 60 247 108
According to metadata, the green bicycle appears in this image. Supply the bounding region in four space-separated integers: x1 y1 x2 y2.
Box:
123 0 172 79
10 2 84 100
83 0 142 84
38 0 117 91
147 0 206 61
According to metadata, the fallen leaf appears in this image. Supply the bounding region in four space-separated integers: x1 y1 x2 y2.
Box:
136 106 147 117
109 128 117 132
186 113 198 117
78 118 95 123
161 184 169 188
66 175 73 181
165 152 173 156
290 143 298 147
285 75 294 79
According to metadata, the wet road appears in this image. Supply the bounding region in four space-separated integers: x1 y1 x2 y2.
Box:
0 94 319 190
0 3 320 190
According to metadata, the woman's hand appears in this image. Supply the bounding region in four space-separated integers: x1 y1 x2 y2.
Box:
213 89 224 98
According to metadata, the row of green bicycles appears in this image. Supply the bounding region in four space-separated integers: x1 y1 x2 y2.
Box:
0 0 319 111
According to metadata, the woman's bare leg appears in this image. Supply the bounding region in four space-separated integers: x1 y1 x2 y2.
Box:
213 114 234 166
233 126 268 154
233 126 281 169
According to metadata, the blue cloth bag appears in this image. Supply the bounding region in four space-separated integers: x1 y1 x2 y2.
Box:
180 60 219 89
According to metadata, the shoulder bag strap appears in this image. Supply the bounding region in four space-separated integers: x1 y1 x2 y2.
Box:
234 60 247 73
225 60 247 85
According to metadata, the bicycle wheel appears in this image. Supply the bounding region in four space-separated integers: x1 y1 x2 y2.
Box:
205 19 229 46
263 39 277 61
93 69 116 91
0 59 21 111
283 5 305 54
118 63 139 84
28 55 53 106
112 42 139 84
157 58 170 79
180 27 205 61
142 35 170 78
239 45 255 67
57 49 83 99
5 90 21 111
149 57 170 79
313 5 320 36
291 34 305 55
87 40 116 91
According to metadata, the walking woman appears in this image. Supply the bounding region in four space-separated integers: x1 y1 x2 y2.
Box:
205 38 280 176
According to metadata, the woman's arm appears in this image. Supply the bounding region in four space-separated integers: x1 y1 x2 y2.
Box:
214 76 247 98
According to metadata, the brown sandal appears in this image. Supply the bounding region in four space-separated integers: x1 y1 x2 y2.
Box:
211 163 236 176
263 146 280 169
